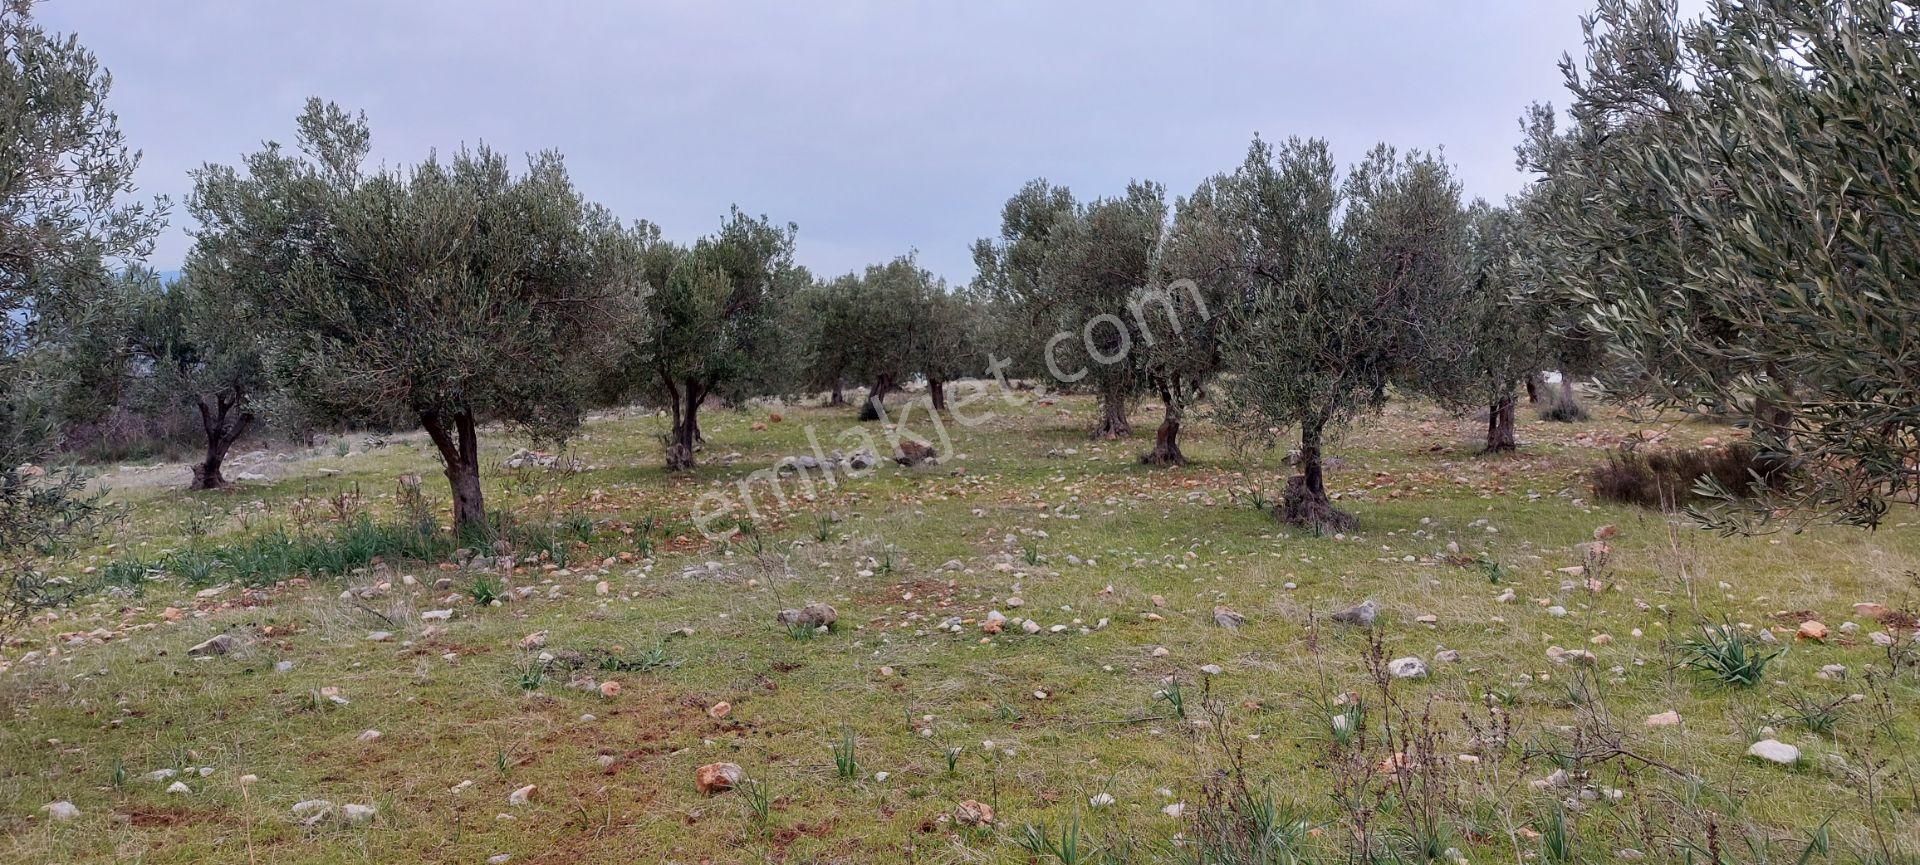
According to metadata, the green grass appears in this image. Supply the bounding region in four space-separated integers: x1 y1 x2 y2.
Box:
2 393 1918 863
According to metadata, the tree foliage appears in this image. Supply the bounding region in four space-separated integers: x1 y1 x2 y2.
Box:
1525 0 1920 529
188 99 648 532
1218 137 1469 531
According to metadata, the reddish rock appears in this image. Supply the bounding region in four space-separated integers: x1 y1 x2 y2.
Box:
695 762 744 796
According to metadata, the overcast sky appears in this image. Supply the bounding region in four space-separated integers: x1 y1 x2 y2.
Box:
40 0 1682 284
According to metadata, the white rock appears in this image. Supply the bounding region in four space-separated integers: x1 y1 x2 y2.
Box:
340 803 377 824
1387 656 1428 679
41 800 80 821
1747 739 1800 765
1199 664 1223 675
508 784 537 806
165 781 191 794
366 631 394 642
1645 710 1681 728
357 729 382 743
420 609 453 621
291 800 334 824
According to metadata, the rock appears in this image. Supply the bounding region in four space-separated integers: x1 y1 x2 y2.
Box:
1853 602 1891 620
187 633 235 657
489 856 512 865
1796 620 1829 642
420 609 453 621
339 803 377 824
776 602 838 630
508 784 537 806
1434 649 1461 663
40 800 80 821
1415 614 1438 625
893 440 937 466
518 631 549 650
366 631 394 642
357 729 382 743
954 799 995 826
1645 710 1682 728
1005 597 1024 608
599 680 622 697
291 799 335 825
1021 620 1042 634
166 781 191 794
1199 664 1224 676
695 762 744 796
1387 656 1428 679
1747 739 1800 765
708 701 732 719
942 560 965 571
1330 600 1378 627
1212 606 1247 630
1818 664 1848 680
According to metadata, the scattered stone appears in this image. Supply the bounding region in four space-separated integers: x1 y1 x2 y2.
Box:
420 609 453 621
954 799 995 826
1212 606 1247 630
1546 605 1568 618
365 631 394 642
1853 602 1890 620
518 631 549 651
1199 664 1224 676
776 603 838 630
1387 656 1428 679
356 729 382 743
508 784 537 806
1747 739 1800 765
1434 649 1461 663
166 781 191 794
695 762 744 796
40 801 80 821
291 799 334 824
599 680 622 697
1330 600 1378 627
1796 621 1829 642
1645 710 1682 728
340 803 377 824
1005 597 1024 608
187 633 235 657
1021 620 1042 635
708 701 732 719
893 440 937 466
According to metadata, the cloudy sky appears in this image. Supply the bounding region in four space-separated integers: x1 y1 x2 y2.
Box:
41 1 1666 284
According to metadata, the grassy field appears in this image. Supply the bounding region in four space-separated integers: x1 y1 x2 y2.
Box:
3 389 1918 864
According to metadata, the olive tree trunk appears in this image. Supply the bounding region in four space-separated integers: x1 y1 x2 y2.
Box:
859 374 896 421
189 391 255 490
1282 421 1354 532
1140 384 1187 466
1090 393 1133 439
928 377 948 413
666 378 705 471
422 408 486 537
1485 392 1517 453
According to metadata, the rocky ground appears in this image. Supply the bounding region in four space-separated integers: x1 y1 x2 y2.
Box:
3 393 1917 864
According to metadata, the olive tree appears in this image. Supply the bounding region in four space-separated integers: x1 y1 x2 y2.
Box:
188 100 648 533
841 255 936 421
632 208 799 470
1139 175 1241 465
1528 0 1920 529
127 273 267 488
1218 137 1468 531
1451 201 1552 452
2 0 164 620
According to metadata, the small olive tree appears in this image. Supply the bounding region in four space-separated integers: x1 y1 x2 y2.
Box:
189 100 648 533
128 273 267 488
631 208 799 470
1218 137 1468 531
1527 0 1920 529
1139 175 1241 465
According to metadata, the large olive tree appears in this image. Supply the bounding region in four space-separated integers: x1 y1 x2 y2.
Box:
2 0 164 620
188 100 648 534
1218 137 1468 531
127 273 267 489
1527 0 1920 529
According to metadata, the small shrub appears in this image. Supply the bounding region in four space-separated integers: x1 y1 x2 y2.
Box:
830 727 858 779
1591 442 1771 510
1015 814 1089 865
467 574 505 606
1679 622 1784 687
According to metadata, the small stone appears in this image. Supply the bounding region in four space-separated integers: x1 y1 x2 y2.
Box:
187 633 235 657
489 856 513 865
508 784 537 806
708 701 732 719
166 781 190 794
1747 739 1800 765
1330 600 1379 626
1434 649 1461 663
1199 664 1223 676
1021 620 1042 634
1853 602 1890 620
1415 614 1438 625
420 609 453 621
1796 621 1829 641
1387 656 1428 679
291 799 334 824
1005 597 1024 608
356 729 382 743
1151 646 1170 658
365 631 394 642
1645 710 1681 728
599 680 622 698
1546 605 1568 618
1212 606 1247 629
954 799 995 826
518 631 549 651
695 762 744 796
775 603 838 630
41 801 80 821
340 803 376 824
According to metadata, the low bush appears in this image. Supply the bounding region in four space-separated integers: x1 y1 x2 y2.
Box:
1590 442 1772 509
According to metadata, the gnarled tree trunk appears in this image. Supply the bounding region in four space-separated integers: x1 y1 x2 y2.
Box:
1090 393 1133 439
1485 392 1517 453
189 390 255 490
1525 373 1543 405
928 377 948 413
859 374 896 421
666 377 705 471
422 408 486 537
1140 384 1186 466
829 379 846 406
1281 421 1354 532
